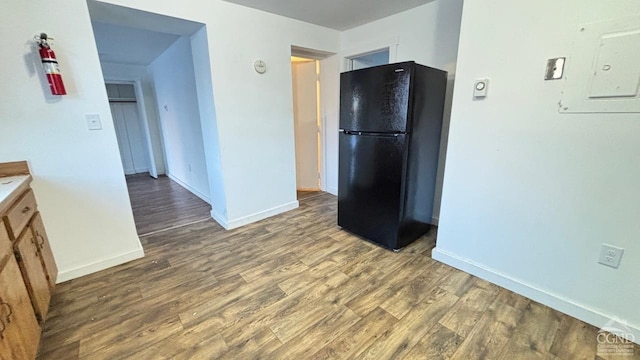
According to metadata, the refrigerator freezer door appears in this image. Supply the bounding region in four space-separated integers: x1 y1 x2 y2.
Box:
338 132 406 249
339 62 413 133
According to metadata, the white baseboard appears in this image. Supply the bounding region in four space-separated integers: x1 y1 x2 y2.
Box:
219 201 299 230
432 248 640 344
167 173 211 204
210 208 228 229
326 186 338 196
57 247 145 283
431 216 439 225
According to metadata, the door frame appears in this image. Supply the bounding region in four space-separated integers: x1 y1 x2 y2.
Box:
104 79 160 178
291 46 333 193
291 59 322 191
342 36 399 72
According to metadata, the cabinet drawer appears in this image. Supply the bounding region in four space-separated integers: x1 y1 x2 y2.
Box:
0 225 10 263
4 189 37 240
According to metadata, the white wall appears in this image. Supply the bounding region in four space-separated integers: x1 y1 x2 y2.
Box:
335 0 465 219
0 0 144 281
435 0 640 341
190 26 227 221
148 36 211 202
197 1 340 227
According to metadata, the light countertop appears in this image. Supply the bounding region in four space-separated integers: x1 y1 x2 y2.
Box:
0 175 31 213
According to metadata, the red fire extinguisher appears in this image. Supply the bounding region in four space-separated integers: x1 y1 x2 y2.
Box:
35 33 67 95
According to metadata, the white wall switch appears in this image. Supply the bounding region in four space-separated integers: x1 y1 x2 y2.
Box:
598 243 624 269
86 114 102 131
474 79 489 99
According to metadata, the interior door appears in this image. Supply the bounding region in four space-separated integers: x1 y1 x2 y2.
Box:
111 103 135 174
292 60 320 190
110 102 150 175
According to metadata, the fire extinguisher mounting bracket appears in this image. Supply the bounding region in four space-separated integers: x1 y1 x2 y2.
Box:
34 33 54 47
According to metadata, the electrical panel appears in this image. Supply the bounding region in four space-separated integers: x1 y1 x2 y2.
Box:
560 16 640 113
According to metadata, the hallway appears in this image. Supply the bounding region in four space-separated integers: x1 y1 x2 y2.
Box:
126 174 211 236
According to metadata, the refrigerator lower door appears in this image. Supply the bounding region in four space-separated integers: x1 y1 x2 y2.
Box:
338 132 406 249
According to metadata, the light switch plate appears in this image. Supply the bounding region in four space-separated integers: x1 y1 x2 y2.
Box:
86 114 102 130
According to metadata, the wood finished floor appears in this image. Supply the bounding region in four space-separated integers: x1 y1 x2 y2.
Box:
37 193 638 359
126 174 211 236
297 190 322 200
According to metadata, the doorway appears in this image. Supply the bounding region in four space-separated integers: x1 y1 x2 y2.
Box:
89 1 216 237
347 48 390 71
291 56 321 198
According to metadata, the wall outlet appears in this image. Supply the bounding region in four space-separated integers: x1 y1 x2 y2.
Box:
598 244 624 269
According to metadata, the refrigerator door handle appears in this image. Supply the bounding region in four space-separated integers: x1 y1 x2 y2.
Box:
341 130 403 137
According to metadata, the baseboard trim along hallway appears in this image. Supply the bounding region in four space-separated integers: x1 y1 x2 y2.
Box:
212 200 300 230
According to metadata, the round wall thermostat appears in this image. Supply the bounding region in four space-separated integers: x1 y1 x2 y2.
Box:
254 59 267 74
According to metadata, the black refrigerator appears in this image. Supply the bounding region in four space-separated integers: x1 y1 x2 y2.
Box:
338 61 447 251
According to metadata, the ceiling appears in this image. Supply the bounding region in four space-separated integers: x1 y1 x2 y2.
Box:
221 0 436 30
87 1 204 66
92 22 180 65
87 1 203 36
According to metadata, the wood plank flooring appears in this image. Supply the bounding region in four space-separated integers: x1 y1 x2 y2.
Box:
125 174 211 236
297 190 322 200
37 193 639 359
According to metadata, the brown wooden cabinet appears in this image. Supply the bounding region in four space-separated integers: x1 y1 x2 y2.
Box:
0 255 41 360
30 213 57 290
3 190 37 241
14 230 51 322
0 161 57 359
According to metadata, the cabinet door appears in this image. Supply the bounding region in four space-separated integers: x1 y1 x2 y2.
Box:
14 231 50 322
0 226 10 265
0 256 41 360
30 213 57 289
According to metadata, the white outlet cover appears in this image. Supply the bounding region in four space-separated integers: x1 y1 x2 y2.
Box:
598 244 624 269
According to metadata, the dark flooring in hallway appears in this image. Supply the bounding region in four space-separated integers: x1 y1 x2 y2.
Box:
125 174 211 236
